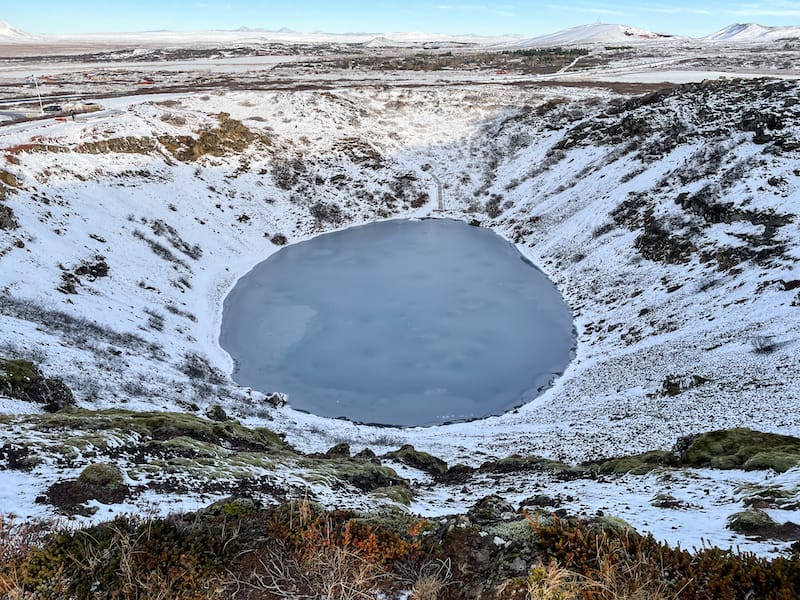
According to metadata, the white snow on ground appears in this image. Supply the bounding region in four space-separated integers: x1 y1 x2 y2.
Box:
0 69 799 554
408 466 800 555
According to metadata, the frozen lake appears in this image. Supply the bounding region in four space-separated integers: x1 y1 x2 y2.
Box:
220 219 574 426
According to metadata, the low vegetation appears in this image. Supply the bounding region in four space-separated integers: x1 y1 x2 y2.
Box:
312 48 591 75
1 499 799 599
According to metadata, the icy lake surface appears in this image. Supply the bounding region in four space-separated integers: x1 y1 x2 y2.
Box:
220 219 575 426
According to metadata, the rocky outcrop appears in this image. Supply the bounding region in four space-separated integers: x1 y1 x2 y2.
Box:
383 444 449 476
0 358 75 412
46 463 129 516
0 204 17 230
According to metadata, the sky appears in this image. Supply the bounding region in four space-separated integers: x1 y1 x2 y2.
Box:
4 1 800 38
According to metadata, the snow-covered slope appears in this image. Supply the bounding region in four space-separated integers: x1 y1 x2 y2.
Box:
705 23 800 42
508 23 677 47
0 19 39 43
1 78 800 552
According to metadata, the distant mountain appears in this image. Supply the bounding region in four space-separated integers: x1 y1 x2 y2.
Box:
3 18 799 49
704 23 800 42
506 23 677 48
0 19 520 48
0 20 38 43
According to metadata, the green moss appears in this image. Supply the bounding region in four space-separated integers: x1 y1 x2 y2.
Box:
485 454 575 474
596 450 673 474
208 497 259 517
710 455 742 470
490 519 539 544
372 485 413 505
307 458 409 492
743 451 800 473
22 409 288 452
0 359 39 390
680 428 800 471
78 463 124 486
727 509 777 533
356 506 432 538
591 515 636 535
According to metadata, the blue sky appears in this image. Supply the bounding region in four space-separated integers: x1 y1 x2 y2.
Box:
4 1 800 37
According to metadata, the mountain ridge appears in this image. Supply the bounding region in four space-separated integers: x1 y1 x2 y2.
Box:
704 22 800 42
1 18 799 47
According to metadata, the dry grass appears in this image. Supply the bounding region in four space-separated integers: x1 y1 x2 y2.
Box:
586 532 680 600
523 561 584 599
229 541 386 599
225 498 388 599
408 558 452 599
0 515 55 598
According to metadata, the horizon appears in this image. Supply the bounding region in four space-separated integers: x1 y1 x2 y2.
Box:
3 1 800 38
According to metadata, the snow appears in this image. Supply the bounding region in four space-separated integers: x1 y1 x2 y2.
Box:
408 466 800 555
704 23 800 43
506 23 680 47
0 20 39 43
1 24 521 49
0 58 798 556
1 18 798 52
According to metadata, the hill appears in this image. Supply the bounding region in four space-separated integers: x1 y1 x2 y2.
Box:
705 22 800 42
507 23 677 47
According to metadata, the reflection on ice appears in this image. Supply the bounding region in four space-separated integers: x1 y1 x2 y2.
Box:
220 219 574 426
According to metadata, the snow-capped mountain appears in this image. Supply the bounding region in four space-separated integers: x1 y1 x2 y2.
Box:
506 23 677 48
0 19 520 48
704 23 800 42
0 20 38 43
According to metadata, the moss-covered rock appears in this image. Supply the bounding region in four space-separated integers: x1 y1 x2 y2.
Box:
383 444 448 476
743 451 800 473
481 454 576 475
353 447 379 462
651 493 685 509
468 495 516 525
0 359 75 412
727 509 778 533
336 461 409 492
489 518 540 544
0 358 39 390
78 463 124 487
594 450 674 474
206 496 260 516
324 442 351 458
677 428 800 472
48 464 130 515
372 485 413 505
590 515 636 535
204 404 228 422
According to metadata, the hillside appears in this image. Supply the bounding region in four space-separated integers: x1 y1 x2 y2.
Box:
507 23 677 47
0 19 38 43
705 22 800 42
0 77 799 557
